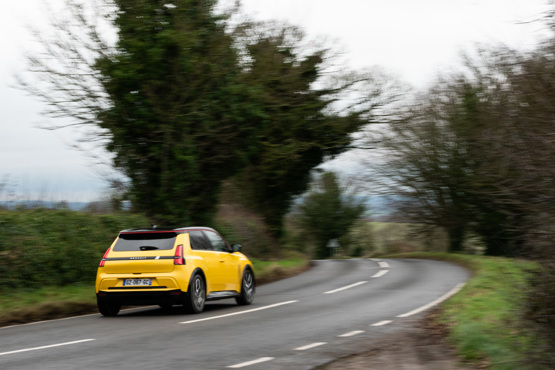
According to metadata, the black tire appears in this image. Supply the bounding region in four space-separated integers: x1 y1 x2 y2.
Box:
97 299 121 317
236 268 255 306
184 274 206 314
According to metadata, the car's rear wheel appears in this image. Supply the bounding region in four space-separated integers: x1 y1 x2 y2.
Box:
236 268 255 305
97 299 121 317
184 274 206 314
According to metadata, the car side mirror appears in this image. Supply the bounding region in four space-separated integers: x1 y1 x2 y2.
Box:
231 244 242 252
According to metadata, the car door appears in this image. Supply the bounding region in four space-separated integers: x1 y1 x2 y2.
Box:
203 230 241 291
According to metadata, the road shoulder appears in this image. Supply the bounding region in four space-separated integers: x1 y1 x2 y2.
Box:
318 309 477 369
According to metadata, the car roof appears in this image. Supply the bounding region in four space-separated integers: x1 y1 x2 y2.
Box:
119 226 216 234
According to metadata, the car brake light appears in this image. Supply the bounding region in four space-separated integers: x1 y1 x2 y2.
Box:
99 247 110 267
174 244 185 265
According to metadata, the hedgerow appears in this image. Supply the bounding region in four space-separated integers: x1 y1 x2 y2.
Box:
0 208 148 290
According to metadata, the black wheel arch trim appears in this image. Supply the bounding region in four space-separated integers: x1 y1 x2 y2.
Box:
243 265 256 284
190 268 206 286
241 266 256 294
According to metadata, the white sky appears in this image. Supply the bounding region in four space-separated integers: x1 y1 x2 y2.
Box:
0 0 551 201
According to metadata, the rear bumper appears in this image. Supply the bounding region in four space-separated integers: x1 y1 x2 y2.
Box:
97 289 188 306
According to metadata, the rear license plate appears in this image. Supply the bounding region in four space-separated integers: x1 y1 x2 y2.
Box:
123 278 152 286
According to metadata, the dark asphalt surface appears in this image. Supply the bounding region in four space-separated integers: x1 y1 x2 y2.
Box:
0 259 470 369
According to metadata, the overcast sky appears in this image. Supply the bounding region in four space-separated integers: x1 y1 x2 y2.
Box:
0 0 550 201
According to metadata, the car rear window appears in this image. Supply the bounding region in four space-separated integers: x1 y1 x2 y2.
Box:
113 232 177 251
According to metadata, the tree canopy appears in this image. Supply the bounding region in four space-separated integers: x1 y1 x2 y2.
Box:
229 23 368 236
95 0 263 225
18 0 372 228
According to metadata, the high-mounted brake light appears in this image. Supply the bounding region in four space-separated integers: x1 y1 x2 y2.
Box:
174 244 185 265
99 247 110 267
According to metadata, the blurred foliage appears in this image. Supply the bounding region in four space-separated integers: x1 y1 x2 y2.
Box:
296 172 365 259
369 221 446 255
341 219 374 257
0 208 148 291
524 224 555 368
228 23 371 238
375 44 555 258
95 0 263 226
213 180 279 259
19 1 373 238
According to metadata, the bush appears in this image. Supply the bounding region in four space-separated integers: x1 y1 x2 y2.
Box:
0 208 148 291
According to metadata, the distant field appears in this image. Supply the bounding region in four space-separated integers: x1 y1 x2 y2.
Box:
372 221 448 253
344 221 450 257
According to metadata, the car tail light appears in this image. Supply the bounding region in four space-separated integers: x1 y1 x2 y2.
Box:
99 247 110 267
174 244 185 265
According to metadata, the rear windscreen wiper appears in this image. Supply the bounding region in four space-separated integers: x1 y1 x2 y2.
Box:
140 246 159 251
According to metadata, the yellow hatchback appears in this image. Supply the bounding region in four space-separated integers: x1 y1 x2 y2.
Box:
96 227 255 316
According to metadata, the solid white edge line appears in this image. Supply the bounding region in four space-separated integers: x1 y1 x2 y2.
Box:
323 281 367 294
371 320 393 327
0 314 99 330
180 300 298 324
339 330 365 337
227 357 275 368
0 305 159 331
0 339 96 357
295 342 327 351
396 282 466 318
371 270 389 278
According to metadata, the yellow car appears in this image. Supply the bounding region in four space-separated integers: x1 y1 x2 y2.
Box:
96 227 255 316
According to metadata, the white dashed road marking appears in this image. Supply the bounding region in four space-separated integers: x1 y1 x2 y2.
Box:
227 357 275 368
371 270 389 278
0 339 95 357
180 300 298 324
371 320 393 327
295 342 327 351
378 261 390 268
339 330 365 337
323 281 367 294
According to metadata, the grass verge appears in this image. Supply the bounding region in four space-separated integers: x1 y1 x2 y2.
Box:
251 255 312 285
0 285 98 327
387 252 539 370
0 256 310 327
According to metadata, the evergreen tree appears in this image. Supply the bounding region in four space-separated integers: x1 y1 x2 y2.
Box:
232 24 368 237
298 172 365 259
95 0 261 225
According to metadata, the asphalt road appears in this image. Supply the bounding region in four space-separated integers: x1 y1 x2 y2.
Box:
0 259 470 370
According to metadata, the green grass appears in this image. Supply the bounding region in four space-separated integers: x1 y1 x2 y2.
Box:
0 284 98 326
252 255 307 272
387 252 539 369
249 254 310 284
0 285 95 312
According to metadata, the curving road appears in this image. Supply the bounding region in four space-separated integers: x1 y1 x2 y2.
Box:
0 259 469 369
